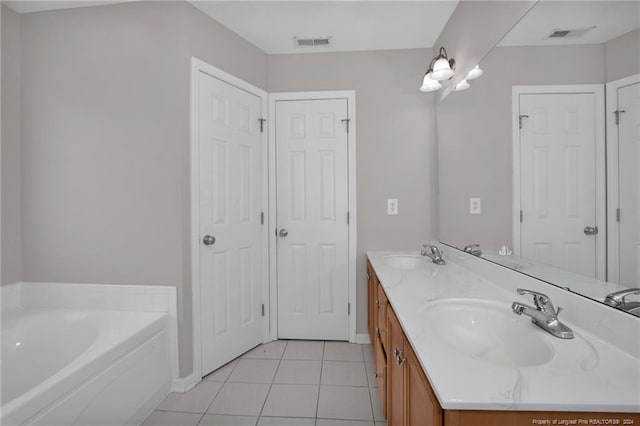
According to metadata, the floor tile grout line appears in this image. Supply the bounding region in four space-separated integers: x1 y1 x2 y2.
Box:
314 341 326 421
256 340 288 419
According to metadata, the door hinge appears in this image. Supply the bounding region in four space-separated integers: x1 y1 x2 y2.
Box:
614 110 626 125
518 114 530 129
366 272 370 281
347 211 350 224
341 118 351 134
348 302 351 316
258 118 266 133
520 210 523 223
261 212 264 225
616 208 621 222
261 304 265 317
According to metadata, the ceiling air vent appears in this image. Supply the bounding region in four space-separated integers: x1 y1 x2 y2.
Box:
293 37 333 48
547 26 596 39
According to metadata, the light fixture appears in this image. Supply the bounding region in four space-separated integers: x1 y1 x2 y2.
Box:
465 64 484 80
430 47 456 81
452 79 470 92
419 72 442 92
418 47 456 92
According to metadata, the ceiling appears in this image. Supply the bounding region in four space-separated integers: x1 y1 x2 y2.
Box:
3 0 459 55
189 1 458 54
4 1 639 53
2 0 133 13
499 1 640 46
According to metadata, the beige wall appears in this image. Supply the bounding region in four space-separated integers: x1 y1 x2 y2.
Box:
438 44 605 250
1 5 22 285
605 28 640 82
18 1 266 376
267 49 437 333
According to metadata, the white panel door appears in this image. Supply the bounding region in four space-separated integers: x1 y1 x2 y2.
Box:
276 99 350 340
618 82 640 287
198 71 264 375
519 93 598 276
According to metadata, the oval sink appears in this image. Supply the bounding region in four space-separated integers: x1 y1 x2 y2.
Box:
383 255 428 270
423 299 555 367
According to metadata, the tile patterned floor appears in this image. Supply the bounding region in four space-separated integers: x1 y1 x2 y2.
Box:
142 341 387 426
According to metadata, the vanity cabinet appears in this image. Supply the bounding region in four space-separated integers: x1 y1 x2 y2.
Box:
387 296 443 426
366 258 640 426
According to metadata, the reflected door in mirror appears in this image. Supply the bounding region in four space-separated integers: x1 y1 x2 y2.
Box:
617 82 640 287
518 92 599 277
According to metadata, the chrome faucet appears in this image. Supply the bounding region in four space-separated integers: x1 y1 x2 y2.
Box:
511 288 574 339
463 244 483 256
420 244 446 265
604 288 640 312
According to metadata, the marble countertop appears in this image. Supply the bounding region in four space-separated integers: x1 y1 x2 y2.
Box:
367 250 640 412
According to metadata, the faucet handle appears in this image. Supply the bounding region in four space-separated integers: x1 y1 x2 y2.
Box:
516 288 554 312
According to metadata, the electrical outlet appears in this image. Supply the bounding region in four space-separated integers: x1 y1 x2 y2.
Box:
387 198 398 215
470 198 482 214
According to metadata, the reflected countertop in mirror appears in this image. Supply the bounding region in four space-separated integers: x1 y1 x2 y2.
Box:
436 0 640 317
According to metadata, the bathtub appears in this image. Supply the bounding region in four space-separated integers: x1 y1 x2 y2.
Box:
1 307 172 425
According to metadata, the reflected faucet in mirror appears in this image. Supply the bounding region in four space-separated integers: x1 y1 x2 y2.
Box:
604 289 640 317
463 244 482 256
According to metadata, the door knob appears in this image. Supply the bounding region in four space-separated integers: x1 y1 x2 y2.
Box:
584 226 598 236
279 229 289 238
202 235 216 245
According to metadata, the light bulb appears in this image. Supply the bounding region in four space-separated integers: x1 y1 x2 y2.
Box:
452 79 470 92
431 58 454 81
419 73 442 92
466 65 484 80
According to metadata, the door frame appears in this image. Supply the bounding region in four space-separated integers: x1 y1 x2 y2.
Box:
606 73 640 284
511 84 606 280
190 57 270 383
268 91 358 343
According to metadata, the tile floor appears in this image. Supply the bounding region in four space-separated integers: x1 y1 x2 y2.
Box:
142 340 386 426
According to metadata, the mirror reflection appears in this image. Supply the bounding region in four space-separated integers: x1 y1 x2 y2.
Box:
437 1 640 316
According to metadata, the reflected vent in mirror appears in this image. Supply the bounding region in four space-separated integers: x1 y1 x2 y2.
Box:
547 26 596 39
293 37 332 48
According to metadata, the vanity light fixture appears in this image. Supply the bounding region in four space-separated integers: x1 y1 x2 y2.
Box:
465 64 484 80
419 73 442 92
418 46 456 92
452 79 470 92
430 47 456 80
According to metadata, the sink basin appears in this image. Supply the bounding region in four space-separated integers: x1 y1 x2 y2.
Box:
423 299 555 367
383 255 428 270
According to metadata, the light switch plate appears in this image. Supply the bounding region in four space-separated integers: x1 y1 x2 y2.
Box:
470 198 481 214
387 198 398 215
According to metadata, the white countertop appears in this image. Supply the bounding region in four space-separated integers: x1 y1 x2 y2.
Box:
367 250 640 412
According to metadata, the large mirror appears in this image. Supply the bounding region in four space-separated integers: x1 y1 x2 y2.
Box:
437 1 640 316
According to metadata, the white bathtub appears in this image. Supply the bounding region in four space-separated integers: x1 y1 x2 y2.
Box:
1 307 172 425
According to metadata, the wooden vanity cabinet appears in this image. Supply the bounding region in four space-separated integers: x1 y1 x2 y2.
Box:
387 301 443 426
367 263 376 342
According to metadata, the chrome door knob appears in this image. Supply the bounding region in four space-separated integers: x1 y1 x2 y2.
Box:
584 226 599 236
202 235 216 246
279 229 288 237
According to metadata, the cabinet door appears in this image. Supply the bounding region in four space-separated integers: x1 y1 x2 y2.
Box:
374 336 387 419
377 282 389 354
387 308 405 426
367 262 376 342
405 344 443 426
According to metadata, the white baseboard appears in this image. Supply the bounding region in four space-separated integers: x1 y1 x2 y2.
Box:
170 373 200 393
355 333 371 344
